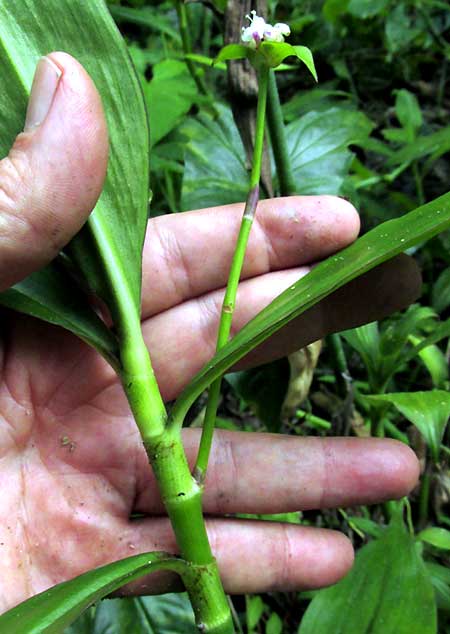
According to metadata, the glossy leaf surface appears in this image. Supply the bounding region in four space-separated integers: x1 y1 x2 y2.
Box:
172 192 450 424
0 553 187 634
0 0 149 335
66 594 197 634
298 514 436 634
181 106 370 210
285 107 374 195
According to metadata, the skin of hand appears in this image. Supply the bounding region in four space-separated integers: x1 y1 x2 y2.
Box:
0 53 421 612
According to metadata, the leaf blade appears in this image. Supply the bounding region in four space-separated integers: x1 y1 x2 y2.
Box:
171 192 450 425
0 0 150 334
0 553 188 634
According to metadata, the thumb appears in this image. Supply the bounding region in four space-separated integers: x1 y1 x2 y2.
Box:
0 52 108 291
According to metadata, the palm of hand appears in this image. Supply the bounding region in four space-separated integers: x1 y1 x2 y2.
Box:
0 200 421 613
0 316 146 610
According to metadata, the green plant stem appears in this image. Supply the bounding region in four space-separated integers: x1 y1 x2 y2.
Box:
327 333 351 400
419 463 431 529
266 69 297 196
193 67 269 482
175 0 209 97
121 330 233 633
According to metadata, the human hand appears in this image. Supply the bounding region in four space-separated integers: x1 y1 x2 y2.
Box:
0 53 420 612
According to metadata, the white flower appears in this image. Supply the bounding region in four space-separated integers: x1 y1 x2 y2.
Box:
241 11 267 49
241 11 291 48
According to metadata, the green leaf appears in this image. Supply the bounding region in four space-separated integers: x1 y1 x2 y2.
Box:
404 318 450 364
0 263 119 369
298 514 436 634
366 391 450 463
410 334 449 388
171 192 450 425
387 125 450 167
256 43 317 78
341 322 380 388
211 0 228 12
214 43 248 63
432 268 450 314
246 596 265 631
266 612 283 634
181 105 248 210
418 527 450 551
292 46 318 81
427 562 450 612
225 358 290 432
181 105 372 207
65 595 198 634
90 594 197 634
348 0 390 19
0 552 188 634
343 305 443 391
108 4 181 41
0 0 150 335
394 89 423 140
385 5 421 54
284 108 374 194
322 0 350 22
144 60 198 146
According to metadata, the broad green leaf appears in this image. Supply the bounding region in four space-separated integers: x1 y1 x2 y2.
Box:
91 594 197 634
0 263 119 369
282 89 354 122
0 552 188 634
181 106 372 208
418 527 450 551
144 60 198 146
284 108 374 194
0 0 149 335
225 358 290 432
181 105 248 210
366 391 450 463
171 192 450 425
298 514 436 634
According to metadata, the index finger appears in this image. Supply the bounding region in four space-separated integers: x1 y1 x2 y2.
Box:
142 196 359 318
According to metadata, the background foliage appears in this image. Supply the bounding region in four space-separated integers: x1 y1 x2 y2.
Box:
69 0 449 632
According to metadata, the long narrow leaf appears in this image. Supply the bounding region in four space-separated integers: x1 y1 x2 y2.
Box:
0 553 188 634
171 192 450 425
0 0 149 335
